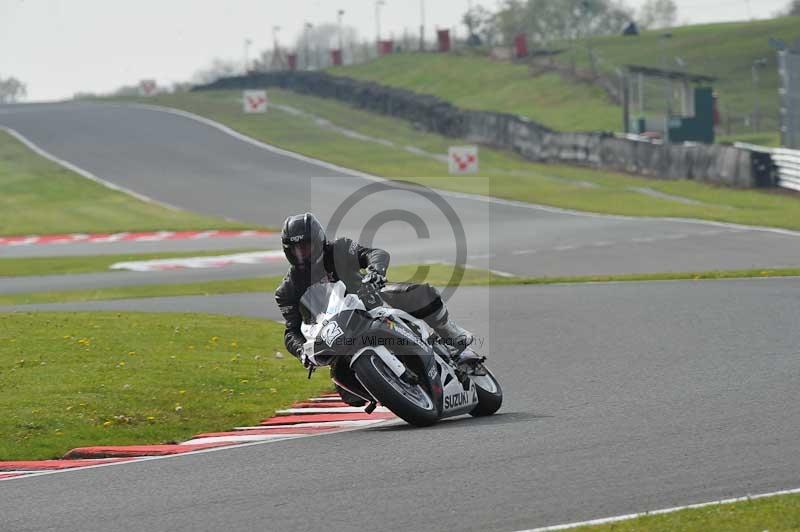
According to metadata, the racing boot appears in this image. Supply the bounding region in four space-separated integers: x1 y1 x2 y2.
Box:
429 307 475 360
435 319 474 351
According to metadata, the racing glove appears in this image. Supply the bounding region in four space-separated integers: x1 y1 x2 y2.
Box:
301 340 316 369
361 268 386 288
359 269 385 309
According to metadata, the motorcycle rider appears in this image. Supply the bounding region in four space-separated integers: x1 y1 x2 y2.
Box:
275 213 475 372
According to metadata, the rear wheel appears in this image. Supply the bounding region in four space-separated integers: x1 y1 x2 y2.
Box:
469 365 503 417
353 352 439 427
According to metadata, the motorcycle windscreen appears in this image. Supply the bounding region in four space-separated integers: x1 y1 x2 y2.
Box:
300 281 365 324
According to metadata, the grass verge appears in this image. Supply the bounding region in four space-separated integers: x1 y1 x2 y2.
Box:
2 265 799 307
0 264 506 306
0 129 257 236
0 312 330 460
115 90 800 231
569 492 800 531
0 249 262 277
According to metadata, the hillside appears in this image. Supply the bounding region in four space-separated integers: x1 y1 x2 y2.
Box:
334 53 619 132
560 16 798 142
334 16 798 145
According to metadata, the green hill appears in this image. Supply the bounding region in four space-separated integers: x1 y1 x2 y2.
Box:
334 53 619 131
334 16 799 145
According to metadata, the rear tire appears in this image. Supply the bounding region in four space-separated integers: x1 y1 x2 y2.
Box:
353 353 439 427
469 366 503 417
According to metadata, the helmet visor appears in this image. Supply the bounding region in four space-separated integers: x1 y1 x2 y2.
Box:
290 241 316 263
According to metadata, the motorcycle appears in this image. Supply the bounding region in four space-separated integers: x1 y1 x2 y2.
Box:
300 280 502 427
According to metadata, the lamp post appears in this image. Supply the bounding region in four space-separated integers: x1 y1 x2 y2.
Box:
304 22 313 70
752 58 767 131
375 0 386 45
243 38 252 74
270 26 282 70
337 9 345 52
419 0 426 51
660 32 673 141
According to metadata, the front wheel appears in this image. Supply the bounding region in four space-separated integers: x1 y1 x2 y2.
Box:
469 365 503 417
352 352 439 427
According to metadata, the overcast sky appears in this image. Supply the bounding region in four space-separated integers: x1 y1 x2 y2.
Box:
1 0 791 101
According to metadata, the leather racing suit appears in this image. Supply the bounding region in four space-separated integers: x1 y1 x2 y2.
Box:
275 237 450 360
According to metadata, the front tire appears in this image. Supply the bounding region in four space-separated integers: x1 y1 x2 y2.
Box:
334 383 367 407
353 353 439 427
469 365 503 417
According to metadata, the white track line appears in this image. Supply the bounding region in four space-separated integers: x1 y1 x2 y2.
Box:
133 231 175 241
234 419 386 430
517 486 800 532
109 250 284 272
118 103 800 239
190 230 218 239
7 237 37 246
487 268 517 278
91 232 129 243
0 125 183 212
276 407 390 415
307 397 344 402
180 434 305 445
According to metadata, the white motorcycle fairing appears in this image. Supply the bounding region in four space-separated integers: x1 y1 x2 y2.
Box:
300 281 480 418
353 306 479 418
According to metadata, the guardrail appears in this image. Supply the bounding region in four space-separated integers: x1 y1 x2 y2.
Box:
770 148 800 192
736 142 800 192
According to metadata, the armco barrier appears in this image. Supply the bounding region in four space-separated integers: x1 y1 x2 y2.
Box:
736 142 798 191
194 71 770 189
772 149 800 191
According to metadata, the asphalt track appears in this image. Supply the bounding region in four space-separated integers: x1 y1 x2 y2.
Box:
3 102 800 287
1 102 800 531
2 280 799 531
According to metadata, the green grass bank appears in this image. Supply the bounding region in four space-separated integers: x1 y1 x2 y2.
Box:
0 312 329 461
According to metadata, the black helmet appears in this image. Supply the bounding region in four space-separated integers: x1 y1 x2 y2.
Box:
281 213 326 269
